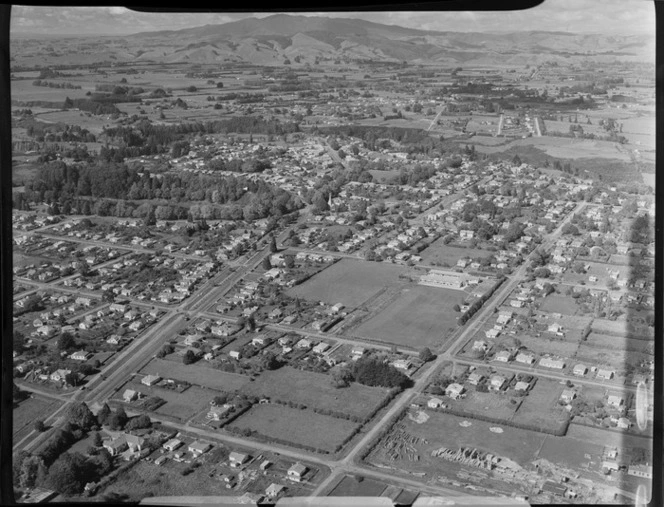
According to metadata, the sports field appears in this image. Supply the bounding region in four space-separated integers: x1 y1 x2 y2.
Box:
353 285 466 348
232 403 359 452
287 258 410 308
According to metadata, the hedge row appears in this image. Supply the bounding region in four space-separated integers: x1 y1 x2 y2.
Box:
357 407 409 462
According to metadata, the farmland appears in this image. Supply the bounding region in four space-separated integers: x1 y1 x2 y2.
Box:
231 403 359 452
353 285 465 348
139 358 251 392
240 366 389 421
287 259 410 308
446 390 520 421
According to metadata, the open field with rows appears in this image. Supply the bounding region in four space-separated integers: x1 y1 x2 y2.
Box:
511 378 570 432
13 395 63 442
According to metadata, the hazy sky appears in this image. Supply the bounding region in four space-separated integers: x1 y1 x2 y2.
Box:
11 1 655 37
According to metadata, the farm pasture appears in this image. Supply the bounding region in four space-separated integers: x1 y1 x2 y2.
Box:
240 366 388 421
231 403 359 453
353 285 465 348
511 378 570 432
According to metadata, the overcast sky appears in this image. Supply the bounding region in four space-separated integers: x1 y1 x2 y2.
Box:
11 1 655 37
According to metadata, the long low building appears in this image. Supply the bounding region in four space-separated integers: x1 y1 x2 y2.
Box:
419 270 469 290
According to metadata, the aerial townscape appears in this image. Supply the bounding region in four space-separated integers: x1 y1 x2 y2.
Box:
9 6 655 506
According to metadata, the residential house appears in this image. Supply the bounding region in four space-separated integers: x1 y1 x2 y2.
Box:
350 346 366 360
123 389 139 402
188 441 211 457
265 484 286 499
313 342 330 354
485 328 501 339
515 352 535 365
69 350 92 361
467 372 484 386
295 338 312 350
207 404 232 421
514 381 530 392
445 383 465 400
539 357 565 369
142 374 161 386
229 452 250 468
287 463 308 482
560 389 577 403
493 350 512 363
163 439 183 452
596 369 615 381
607 394 625 409
428 397 444 409
573 364 588 377
489 374 507 391
229 350 241 360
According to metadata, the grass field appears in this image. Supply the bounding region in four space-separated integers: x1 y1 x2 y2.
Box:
240 366 388 420
353 285 464 348
539 294 579 315
35 110 110 133
586 333 653 353
140 358 250 392
328 475 388 497
287 259 410 308
232 403 359 452
419 241 491 267
511 379 570 431
13 395 63 441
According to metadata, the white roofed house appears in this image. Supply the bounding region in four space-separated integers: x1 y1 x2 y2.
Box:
596 368 615 380
515 351 535 365
560 389 577 403
467 372 484 386
287 463 308 482
313 342 330 354
489 374 507 391
573 364 588 377
229 451 250 468
493 350 512 363
188 441 212 457
539 357 565 370
607 394 625 409
445 383 465 400
123 389 139 402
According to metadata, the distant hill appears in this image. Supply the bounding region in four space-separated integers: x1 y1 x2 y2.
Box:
12 14 655 67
